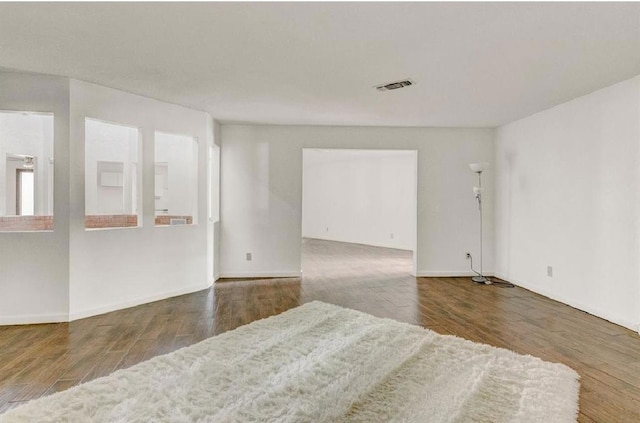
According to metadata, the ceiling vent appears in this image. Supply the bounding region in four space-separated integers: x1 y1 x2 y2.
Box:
375 79 415 92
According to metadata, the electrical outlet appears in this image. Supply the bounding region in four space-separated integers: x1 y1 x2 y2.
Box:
547 266 553 277
390 233 394 239
246 252 252 261
466 252 471 259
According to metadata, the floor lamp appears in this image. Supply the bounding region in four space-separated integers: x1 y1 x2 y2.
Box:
469 162 491 284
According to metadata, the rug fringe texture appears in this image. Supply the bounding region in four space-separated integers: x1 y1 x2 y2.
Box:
0 301 580 422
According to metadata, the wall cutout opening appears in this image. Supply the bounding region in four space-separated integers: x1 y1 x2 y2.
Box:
154 132 198 226
0 111 54 232
85 118 141 230
301 149 418 276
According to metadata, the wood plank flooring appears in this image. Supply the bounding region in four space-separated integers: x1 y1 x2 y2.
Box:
1 237 639 421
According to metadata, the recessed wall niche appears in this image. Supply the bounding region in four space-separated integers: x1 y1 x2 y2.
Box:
0 111 54 232
154 131 198 226
85 118 141 230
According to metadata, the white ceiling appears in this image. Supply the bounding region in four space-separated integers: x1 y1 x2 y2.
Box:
0 2 639 127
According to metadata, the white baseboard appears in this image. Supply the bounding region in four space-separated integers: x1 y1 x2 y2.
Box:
3 282 215 326
416 271 494 277
494 272 639 332
214 273 220 282
68 282 210 322
0 312 69 326
218 271 302 279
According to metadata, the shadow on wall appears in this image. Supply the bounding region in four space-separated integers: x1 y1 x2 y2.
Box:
500 148 517 278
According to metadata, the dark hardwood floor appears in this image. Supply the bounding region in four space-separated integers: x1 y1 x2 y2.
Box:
1 238 639 421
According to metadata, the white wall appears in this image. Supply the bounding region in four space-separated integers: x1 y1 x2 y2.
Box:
208 120 221 282
220 124 494 278
68 80 212 320
495 75 640 331
302 149 417 250
0 72 219 325
0 72 70 324
209 121 222 281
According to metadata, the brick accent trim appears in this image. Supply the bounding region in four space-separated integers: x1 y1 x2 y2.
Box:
85 215 138 229
155 215 193 225
0 216 54 231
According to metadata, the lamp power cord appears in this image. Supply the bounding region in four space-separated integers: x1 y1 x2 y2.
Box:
468 254 514 288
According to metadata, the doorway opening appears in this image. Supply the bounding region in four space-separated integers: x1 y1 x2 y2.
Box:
16 168 35 216
301 149 418 282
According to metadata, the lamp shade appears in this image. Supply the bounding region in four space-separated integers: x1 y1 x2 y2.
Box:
469 162 489 173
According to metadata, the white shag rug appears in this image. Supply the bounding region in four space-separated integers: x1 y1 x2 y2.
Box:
0 301 579 423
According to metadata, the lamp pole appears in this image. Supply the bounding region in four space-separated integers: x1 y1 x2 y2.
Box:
471 166 491 284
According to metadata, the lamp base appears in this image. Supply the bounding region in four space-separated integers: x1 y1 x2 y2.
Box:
472 276 492 285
